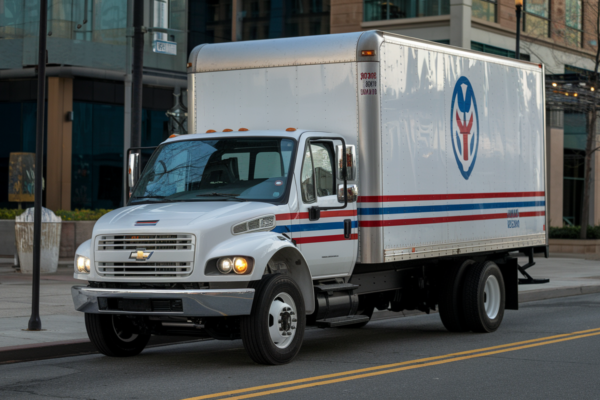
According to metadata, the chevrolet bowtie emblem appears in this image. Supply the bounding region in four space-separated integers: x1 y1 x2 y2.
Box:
130 250 153 261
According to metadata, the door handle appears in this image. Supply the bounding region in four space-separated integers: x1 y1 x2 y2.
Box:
344 219 351 239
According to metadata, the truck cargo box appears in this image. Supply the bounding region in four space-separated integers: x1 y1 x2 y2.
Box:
187 30 547 265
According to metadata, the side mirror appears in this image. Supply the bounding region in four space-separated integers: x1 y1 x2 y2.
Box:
128 153 140 196
338 184 358 203
336 145 356 181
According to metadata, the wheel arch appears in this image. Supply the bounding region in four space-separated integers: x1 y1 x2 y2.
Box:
267 247 315 315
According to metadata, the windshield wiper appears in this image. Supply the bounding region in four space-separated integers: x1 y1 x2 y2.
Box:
196 193 247 201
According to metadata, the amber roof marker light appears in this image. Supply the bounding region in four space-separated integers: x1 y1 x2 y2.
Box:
223 129 233 132
361 50 375 56
239 128 249 131
206 129 216 133
286 127 297 132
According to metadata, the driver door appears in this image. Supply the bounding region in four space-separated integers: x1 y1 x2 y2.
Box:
291 137 358 279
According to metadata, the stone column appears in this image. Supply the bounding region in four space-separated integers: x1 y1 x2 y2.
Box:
46 77 73 211
450 0 471 49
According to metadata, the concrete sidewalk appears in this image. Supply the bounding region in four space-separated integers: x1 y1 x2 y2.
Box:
0 255 598 353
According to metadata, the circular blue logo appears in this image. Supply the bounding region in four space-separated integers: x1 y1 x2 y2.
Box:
450 77 479 180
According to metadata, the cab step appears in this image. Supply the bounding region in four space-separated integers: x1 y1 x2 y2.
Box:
315 315 370 328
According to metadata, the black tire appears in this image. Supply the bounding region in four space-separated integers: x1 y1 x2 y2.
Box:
462 261 505 333
241 274 306 365
438 260 474 332
85 313 151 357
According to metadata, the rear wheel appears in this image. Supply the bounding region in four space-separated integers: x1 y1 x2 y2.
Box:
462 261 505 333
85 314 151 357
438 260 474 332
241 274 306 365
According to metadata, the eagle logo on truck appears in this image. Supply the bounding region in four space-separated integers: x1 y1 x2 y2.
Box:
450 77 480 180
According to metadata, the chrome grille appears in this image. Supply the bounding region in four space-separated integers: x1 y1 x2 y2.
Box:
97 234 193 251
97 262 193 277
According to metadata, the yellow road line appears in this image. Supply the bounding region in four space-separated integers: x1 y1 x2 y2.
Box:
183 327 600 400
224 331 600 400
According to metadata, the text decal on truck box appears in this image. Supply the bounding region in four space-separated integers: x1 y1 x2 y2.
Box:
450 77 480 180
360 72 377 95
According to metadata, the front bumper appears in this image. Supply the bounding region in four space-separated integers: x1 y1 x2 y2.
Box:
71 285 255 317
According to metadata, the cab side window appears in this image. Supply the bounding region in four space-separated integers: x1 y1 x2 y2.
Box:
300 147 316 203
310 143 335 197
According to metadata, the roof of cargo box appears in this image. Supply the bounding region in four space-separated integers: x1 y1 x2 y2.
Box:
188 31 542 73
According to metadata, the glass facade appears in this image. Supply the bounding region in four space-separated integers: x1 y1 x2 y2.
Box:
0 1 187 72
71 102 170 210
240 0 330 40
472 0 495 22
524 0 550 38
565 0 582 48
188 0 232 51
0 101 42 208
364 0 449 22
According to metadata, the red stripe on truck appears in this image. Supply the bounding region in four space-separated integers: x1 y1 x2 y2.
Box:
294 233 358 244
359 211 545 227
358 191 546 203
276 210 357 221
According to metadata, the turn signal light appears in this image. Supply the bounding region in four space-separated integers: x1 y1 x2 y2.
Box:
361 50 375 56
223 129 233 132
233 257 248 274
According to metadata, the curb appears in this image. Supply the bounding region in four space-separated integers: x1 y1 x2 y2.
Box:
519 285 600 303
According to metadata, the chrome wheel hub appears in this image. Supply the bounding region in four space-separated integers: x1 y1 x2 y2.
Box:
268 292 297 349
483 275 501 320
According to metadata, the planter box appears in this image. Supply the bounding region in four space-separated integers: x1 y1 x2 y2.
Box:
59 221 96 258
549 238 600 254
0 219 95 259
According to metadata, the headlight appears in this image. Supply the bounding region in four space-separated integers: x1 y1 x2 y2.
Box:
215 257 251 275
232 215 276 235
75 255 90 274
217 257 234 274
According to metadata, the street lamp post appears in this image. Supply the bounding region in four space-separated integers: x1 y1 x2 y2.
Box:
515 0 523 60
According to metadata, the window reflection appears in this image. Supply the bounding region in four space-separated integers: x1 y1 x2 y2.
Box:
364 0 449 22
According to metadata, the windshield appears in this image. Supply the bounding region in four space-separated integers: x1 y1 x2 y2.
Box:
130 138 296 204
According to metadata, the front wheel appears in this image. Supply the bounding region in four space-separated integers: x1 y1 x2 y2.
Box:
462 261 506 333
241 274 306 365
85 314 151 357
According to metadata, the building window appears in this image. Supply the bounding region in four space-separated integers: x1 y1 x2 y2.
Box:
565 0 582 47
472 0 496 22
524 0 550 38
364 0 449 22
471 41 530 61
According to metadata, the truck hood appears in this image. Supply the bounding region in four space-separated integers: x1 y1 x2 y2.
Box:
95 201 279 230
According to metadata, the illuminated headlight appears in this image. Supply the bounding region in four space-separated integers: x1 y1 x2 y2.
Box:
216 257 250 274
75 255 91 274
232 215 276 235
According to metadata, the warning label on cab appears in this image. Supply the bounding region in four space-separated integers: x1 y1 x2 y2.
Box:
360 72 377 95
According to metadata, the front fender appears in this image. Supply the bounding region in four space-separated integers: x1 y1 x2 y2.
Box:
203 232 315 314
73 239 92 280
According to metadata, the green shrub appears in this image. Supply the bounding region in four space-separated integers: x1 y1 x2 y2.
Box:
0 208 26 219
549 225 600 239
0 208 112 221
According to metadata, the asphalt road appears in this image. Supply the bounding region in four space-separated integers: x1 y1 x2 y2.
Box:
1 293 600 400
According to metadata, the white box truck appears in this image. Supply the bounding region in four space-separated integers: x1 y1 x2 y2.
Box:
71 31 548 365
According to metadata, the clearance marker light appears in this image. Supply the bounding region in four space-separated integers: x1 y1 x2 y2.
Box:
286 127 297 132
169 134 178 138
223 129 233 132
361 50 375 56
239 128 249 131
206 129 216 133
186 62 192 68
